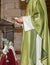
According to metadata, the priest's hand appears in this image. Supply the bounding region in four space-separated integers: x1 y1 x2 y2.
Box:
12 17 23 24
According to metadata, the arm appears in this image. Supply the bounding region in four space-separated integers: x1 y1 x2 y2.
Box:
14 16 34 31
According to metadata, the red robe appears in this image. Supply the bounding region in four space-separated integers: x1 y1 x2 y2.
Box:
0 60 1 65
0 49 18 65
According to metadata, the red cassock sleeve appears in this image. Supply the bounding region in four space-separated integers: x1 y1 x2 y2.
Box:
0 60 1 65
0 49 18 65
1 54 7 65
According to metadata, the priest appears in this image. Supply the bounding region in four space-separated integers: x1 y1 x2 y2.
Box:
14 0 50 65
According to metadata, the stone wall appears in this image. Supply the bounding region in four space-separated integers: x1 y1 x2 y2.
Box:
1 0 26 51
1 0 25 19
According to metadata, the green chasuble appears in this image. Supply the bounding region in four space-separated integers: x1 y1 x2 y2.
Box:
20 0 50 65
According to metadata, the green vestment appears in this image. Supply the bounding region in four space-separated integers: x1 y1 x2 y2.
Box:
20 0 50 65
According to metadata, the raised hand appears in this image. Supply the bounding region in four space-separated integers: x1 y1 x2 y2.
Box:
12 17 23 24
